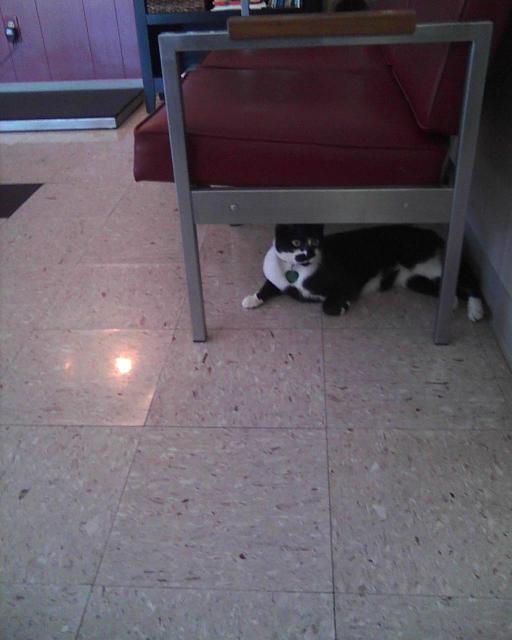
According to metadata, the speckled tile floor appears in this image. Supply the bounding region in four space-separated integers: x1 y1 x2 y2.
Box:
1 108 511 640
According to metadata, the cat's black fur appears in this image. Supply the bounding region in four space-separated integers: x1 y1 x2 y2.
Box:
243 224 484 321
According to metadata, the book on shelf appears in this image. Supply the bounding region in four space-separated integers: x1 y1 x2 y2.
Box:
211 0 301 10
268 0 302 7
211 0 268 9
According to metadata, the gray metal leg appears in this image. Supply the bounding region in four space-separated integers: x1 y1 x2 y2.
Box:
176 192 207 342
434 35 491 344
434 190 467 345
161 48 207 341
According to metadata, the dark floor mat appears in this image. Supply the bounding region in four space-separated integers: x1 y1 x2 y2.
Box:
0 89 143 132
0 184 43 218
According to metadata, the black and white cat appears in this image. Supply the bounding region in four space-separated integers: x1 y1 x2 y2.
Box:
242 224 484 321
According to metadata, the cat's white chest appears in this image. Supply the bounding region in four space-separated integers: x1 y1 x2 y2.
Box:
263 248 324 301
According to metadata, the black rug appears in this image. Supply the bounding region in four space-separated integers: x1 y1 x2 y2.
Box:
0 184 43 218
0 89 143 132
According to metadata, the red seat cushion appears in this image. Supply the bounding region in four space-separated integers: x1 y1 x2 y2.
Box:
134 65 448 187
202 44 387 73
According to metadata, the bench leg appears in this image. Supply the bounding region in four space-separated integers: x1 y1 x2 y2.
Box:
434 199 465 345
434 35 491 345
177 197 207 343
161 48 207 342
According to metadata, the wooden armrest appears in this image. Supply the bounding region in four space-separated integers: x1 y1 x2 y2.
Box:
228 10 416 40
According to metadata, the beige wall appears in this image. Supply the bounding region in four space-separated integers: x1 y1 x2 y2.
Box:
467 21 512 365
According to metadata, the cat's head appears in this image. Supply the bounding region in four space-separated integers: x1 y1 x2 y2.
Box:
273 224 324 266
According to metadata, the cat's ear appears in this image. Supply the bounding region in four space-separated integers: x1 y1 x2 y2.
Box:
310 224 324 237
275 224 293 236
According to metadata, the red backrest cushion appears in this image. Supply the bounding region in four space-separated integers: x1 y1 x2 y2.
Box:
375 0 512 134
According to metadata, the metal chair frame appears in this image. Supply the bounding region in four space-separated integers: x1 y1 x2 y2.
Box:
157 16 492 343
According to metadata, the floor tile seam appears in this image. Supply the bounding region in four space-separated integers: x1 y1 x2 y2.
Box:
0 327 322 336
143 330 179 427
333 590 512 600
5 328 176 336
143 423 327 430
323 375 502 385
0 419 144 430
325 425 512 433
75 183 132 267
7 579 509 601
45 177 134 190
34 324 178 332
174 296 186 329
11 324 497 341
0 340 28 380
171 283 187 336
321 325 490 334
91 438 141 580
0 434 27 488
321 326 339 640
73 586 94 640
2 423 510 432
3 322 488 334
0 580 333 596
73 433 142 639
79 584 337 595
0 424 145 431
54 261 186 268
0 580 94 588
177 324 324 331
77 260 185 266
172 327 325 334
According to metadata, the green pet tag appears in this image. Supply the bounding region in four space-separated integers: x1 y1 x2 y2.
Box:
285 270 299 284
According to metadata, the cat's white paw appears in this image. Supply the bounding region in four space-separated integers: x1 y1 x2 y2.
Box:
242 293 263 309
467 296 484 322
340 300 351 315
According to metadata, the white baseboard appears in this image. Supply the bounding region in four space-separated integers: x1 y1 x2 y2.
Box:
0 79 143 92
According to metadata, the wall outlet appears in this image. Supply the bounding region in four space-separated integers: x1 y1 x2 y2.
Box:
3 15 21 44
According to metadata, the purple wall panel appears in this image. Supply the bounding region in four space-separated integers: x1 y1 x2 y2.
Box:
114 0 141 78
0 15 16 81
35 0 94 80
0 40 16 81
0 0 140 82
83 0 124 78
1 0 51 81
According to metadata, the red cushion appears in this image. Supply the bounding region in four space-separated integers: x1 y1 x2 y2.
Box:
378 0 512 135
202 44 387 72
134 65 448 187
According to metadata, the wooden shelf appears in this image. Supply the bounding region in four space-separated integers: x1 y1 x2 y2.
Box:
146 11 235 25
146 6 304 24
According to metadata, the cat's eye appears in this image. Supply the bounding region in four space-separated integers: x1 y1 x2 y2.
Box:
291 239 301 248
310 239 320 247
